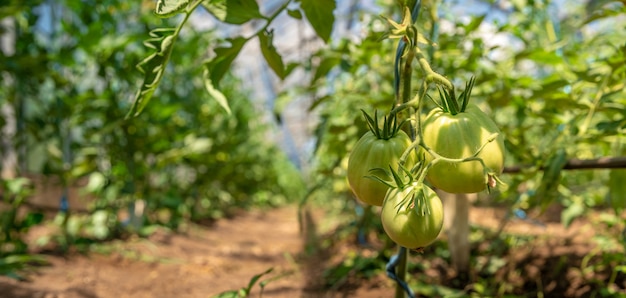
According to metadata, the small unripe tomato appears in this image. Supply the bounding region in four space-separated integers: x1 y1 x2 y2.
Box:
381 183 443 249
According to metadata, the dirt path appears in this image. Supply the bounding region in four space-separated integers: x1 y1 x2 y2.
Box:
0 207 312 298
0 204 623 297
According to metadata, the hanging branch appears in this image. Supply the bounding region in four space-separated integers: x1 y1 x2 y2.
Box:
503 156 626 173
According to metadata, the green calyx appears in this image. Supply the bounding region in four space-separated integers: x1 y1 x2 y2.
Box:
367 161 423 192
373 164 432 216
432 76 476 115
380 6 414 42
362 110 406 140
380 6 433 48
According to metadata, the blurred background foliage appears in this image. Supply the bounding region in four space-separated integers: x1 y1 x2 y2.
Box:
0 0 304 268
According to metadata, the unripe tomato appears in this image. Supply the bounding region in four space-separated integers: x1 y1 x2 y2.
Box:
348 130 415 206
422 104 505 193
381 183 443 249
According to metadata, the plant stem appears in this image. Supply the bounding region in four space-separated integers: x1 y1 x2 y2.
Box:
394 246 409 298
179 0 204 36
394 8 418 298
401 48 415 105
578 73 608 137
260 0 293 34
413 46 454 98
238 0 293 42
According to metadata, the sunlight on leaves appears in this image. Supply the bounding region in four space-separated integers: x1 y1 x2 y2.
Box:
202 0 264 24
127 27 177 118
155 0 190 17
203 68 232 114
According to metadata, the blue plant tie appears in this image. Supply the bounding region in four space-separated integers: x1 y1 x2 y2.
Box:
357 229 367 245
386 247 416 298
513 208 546 227
354 205 368 245
59 191 69 212
355 204 364 217
393 40 406 96
410 0 422 23
513 208 527 219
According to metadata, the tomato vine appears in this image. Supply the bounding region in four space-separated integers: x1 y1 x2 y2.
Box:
366 0 507 295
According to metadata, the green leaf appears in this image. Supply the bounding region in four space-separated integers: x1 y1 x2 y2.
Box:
300 0 336 43
202 0 264 24
285 62 299 77
204 37 248 87
533 148 568 210
86 172 107 193
307 94 331 112
311 55 340 84
127 28 177 118
561 203 584 228
155 0 190 17
526 49 564 65
203 67 232 114
258 30 286 79
244 267 273 294
20 212 44 229
212 290 239 298
287 9 303 20
464 15 486 33
5 177 31 195
584 0 625 25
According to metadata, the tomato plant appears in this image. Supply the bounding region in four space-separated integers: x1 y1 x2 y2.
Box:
380 180 443 249
308 0 626 296
347 112 416 206
422 82 505 194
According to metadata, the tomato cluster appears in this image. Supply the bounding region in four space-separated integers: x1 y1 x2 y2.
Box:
347 80 504 250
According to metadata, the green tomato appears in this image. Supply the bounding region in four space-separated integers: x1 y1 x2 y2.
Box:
381 183 443 249
422 104 505 193
348 130 415 206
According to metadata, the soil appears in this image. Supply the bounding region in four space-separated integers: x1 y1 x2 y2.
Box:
0 204 624 298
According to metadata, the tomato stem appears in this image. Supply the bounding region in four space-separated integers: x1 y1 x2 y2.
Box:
396 42 416 142
399 138 421 169
413 46 454 98
390 98 419 116
426 133 498 164
418 132 500 191
401 49 415 106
